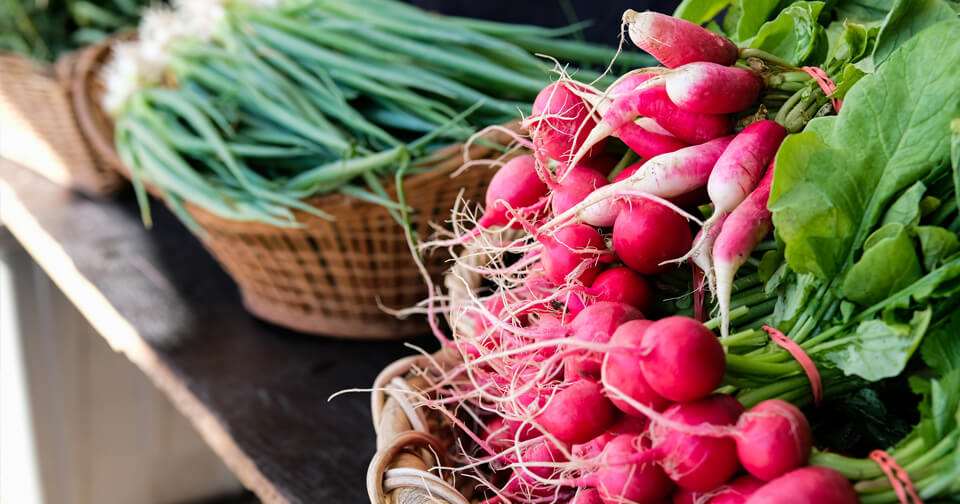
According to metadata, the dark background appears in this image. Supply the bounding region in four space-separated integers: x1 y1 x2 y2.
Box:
408 1 683 45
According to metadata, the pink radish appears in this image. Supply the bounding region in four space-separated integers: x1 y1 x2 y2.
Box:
735 400 812 481
566 301 644 378
536 380 616 444
689 121 786 260
590 267 655 314
479 154 549 230
622 10 738 68
552 165 609 216
571 488 604 504
525 82 605 165
566 83 732 170
601 319 672 417
543 135 733 232
541 223 609 285
649 395 743 491
502 439 568 497
665 62 764 115
572 415 648 459
713 163 775 339
674 474 765 504
638 316 726 402
745 467 859 504
589 435 675 504
613 198 693 275
616 121 690 160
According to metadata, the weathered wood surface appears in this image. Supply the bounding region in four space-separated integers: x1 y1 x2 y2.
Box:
0 159 434 503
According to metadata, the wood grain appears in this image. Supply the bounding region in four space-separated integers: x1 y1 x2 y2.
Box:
0 159 436 503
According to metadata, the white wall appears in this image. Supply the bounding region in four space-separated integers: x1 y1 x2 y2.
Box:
0 230 243 504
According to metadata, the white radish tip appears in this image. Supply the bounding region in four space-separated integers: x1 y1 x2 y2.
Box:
622 9 640 24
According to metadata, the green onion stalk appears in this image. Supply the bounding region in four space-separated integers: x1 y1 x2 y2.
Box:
104 0 654 228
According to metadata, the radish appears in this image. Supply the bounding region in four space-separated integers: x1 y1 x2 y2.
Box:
686 121 786 264
525 82 605 166
543 135 733 231
589 267 655 314
541 223 609 285
566 83 732 171
648 395 743 491
572 415 648 459
571 488 603 504
622 10 738 69
637 316 726 402
744 467 859 504
502 439 568 498
536 379 616 444
552 165 609 216
566 301 644 378
477 154 549 231
613 198 693 275
735 400 812 481
601 319 672 417
616 121 690 160
664 62 764 115
589 434 675 504
674 474 765 504
713 163 775 339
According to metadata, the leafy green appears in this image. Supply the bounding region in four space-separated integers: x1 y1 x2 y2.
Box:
873 0 957 65
953 119 960 211
733 0 782 41
882 182 926 227
673 0 733 26
842 223 922 305
748 2 829 65
819 308 931 381
921 309 960 375
917 227 960 270
769 20 960 281
831 0 894 26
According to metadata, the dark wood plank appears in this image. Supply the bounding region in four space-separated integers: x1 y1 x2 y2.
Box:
0 159 436 503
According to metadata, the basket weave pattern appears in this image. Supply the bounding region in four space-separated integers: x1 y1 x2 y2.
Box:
184 145 499 338
0 53 123 197
367 240 489 502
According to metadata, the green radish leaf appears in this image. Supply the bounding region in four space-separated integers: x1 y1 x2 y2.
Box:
769 20 960 280
930 370 960 439
734 0 781 41
841 223 922 305
831 0 894 26
881 181 926 227
917 226 960 271
953 119 960 211
747 2 828 66
921 309 960 374
873 0 957 66
819 308 931 381
829 64 867 102
673 0 733 27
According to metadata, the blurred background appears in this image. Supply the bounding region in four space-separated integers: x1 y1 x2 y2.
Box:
1 1 680 503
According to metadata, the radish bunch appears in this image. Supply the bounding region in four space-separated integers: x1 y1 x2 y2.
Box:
410 9 865 504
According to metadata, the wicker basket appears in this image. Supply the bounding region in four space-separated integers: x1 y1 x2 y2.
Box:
367 239 489 502
68 36 515 338
0 52 124 197
70 37 131 185
181 141 504 339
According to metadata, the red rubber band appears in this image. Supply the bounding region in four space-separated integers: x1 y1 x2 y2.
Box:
801 66 843 112
761 326 823 406
869 450 923 504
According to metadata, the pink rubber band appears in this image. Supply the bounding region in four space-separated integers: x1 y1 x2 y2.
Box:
801 66 843 112
869 450 923 504
762 326 823 407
